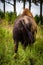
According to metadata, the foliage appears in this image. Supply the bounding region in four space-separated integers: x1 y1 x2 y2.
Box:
34 15 43 24
0 10 5 19
0 10 43 25
5 12 17 24
0 11 17 24
34 15 40 24
0 24 43 65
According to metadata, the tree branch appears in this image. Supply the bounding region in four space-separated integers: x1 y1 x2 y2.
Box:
5 1 14 6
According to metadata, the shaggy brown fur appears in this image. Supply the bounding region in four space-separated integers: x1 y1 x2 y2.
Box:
21 8 33 17
13 8 37 53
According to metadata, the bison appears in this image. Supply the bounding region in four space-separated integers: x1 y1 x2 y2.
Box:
13 8 37 53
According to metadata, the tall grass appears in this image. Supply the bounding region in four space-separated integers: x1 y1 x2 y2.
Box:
0 10 17 25
0 24 43 65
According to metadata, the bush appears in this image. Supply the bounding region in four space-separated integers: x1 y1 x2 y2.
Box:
34 15 43 24
0 10 5 19
0 10 17 25
34 15 40 24
5 12 17 24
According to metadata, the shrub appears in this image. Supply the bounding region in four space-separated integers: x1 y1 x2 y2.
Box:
34 15 40 24
5 12 17 24
0 10 5 19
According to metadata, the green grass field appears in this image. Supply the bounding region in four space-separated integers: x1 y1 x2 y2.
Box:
0 24 43 65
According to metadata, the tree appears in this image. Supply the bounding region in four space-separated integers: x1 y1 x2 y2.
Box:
40 0 42 24
7 0 16 13
32 0 37 4
27 0 31 10
34 0 36 4
29 0 31 10
5 0 16 13
17 0 26 9
13 0 16 13
21 0 26 9
1 0 5 13
4 0 16 13
23 0 26 9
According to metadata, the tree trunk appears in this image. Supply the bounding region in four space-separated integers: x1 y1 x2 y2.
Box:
23 0 26 9
3 0 5 13
13 0 16 13
34 0 36 4
1 0 5 13
40 0 42 24
29 0 31 11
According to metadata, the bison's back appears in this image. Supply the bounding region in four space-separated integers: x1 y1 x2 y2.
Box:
13 15 37 44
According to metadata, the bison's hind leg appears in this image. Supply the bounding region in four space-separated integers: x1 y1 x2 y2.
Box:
22 41 28 50
14 40 18 53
